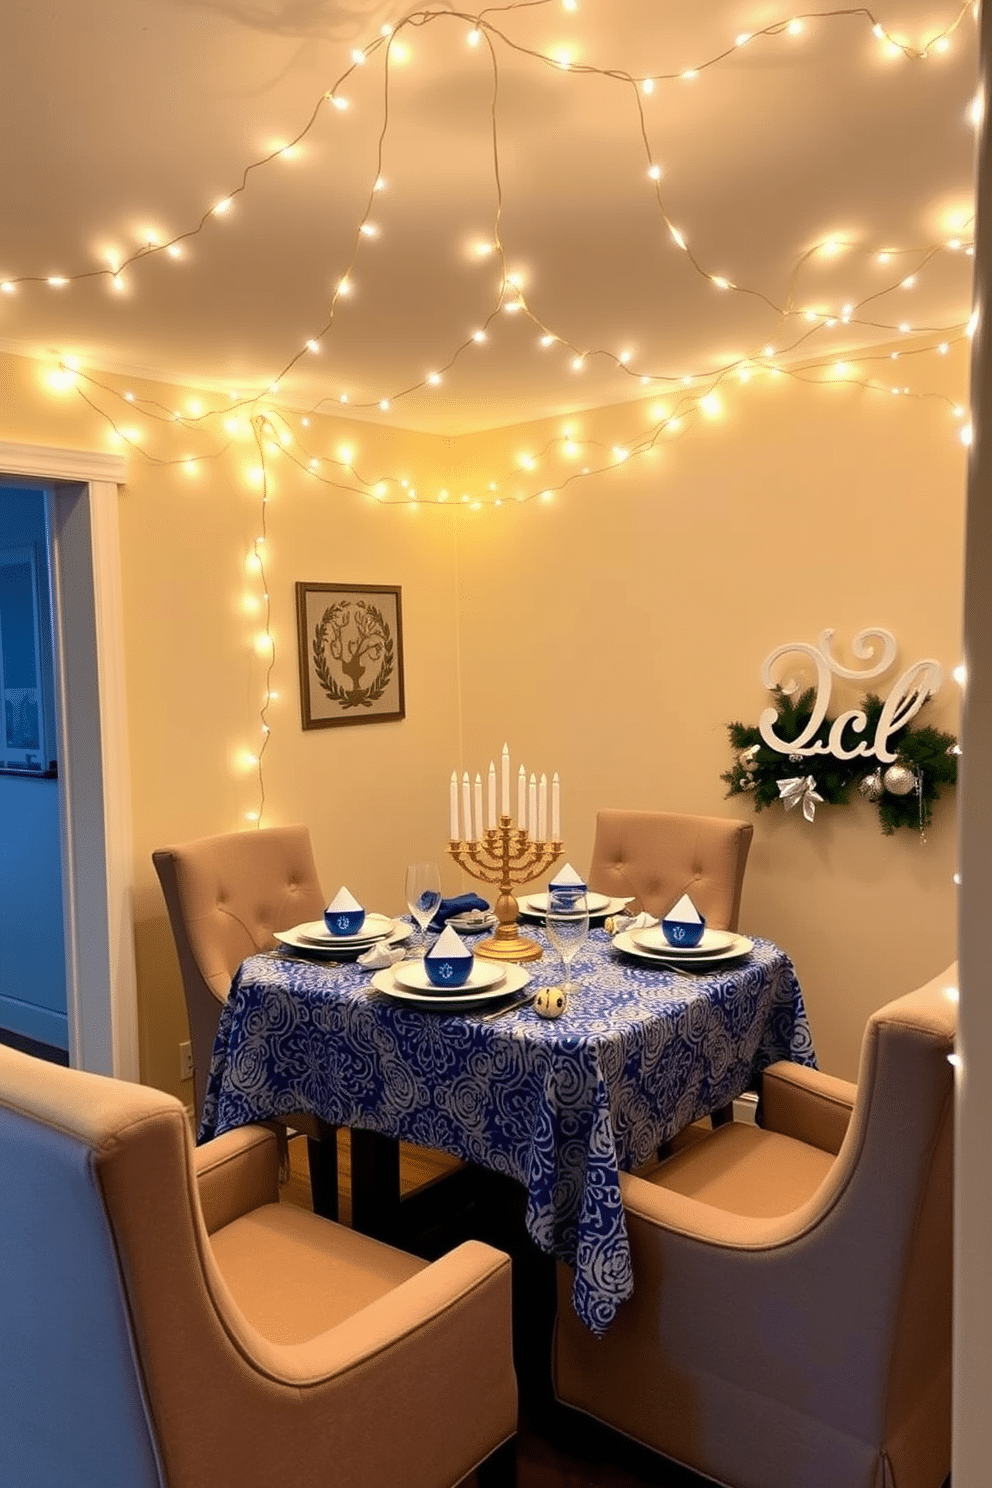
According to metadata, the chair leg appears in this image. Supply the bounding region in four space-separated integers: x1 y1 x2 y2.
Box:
473 1436 516 1488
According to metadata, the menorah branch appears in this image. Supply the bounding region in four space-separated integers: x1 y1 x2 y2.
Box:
448 815 563 963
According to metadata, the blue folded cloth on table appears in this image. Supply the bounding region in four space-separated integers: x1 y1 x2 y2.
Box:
428 892 490 933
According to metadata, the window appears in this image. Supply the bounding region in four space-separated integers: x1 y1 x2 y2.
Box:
0 545 55 775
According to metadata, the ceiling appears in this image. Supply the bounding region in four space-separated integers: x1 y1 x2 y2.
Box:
0 0 979 434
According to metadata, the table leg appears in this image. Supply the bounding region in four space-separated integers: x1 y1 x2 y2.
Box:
305 1133 339 1220
350 1128 402 1238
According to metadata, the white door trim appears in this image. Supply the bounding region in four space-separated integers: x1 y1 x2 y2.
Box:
0 441 137 1079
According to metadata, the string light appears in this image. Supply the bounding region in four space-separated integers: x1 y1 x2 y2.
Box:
12 0 976 820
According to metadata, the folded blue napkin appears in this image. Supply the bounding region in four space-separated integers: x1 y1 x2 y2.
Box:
428 892 490 933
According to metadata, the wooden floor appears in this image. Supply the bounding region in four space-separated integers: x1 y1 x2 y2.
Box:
282 1135 715 1488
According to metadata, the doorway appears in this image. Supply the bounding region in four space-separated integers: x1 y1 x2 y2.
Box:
0 483 66 1056
0 441 137 1079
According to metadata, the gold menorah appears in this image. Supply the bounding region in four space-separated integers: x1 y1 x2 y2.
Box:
448 816 563 962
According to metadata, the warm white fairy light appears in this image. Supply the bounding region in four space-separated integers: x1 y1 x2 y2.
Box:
26 2 976 533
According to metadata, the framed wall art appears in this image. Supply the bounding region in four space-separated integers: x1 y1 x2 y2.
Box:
295 581 405 730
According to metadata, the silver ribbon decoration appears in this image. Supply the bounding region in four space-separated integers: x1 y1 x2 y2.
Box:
777 774 824 823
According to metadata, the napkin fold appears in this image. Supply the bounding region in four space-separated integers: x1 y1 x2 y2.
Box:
427 892 490 933
327 886 363 913
357 941 406 969
666 893 702 923
608 910 657 935
550 862 586 889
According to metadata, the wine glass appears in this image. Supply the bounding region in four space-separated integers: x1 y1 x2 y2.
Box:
545 888 590 993
404 862 442 957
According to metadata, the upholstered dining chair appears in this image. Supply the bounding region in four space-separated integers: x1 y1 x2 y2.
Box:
587 809 753 929
153 824 325 1127
553 964 957 1488
0 1044 518 1488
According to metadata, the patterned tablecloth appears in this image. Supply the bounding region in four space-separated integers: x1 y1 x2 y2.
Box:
200 929 814 1333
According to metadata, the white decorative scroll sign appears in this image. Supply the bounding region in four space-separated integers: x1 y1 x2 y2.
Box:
758 628 943 764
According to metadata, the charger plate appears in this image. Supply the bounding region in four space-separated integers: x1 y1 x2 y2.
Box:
612 930 754 969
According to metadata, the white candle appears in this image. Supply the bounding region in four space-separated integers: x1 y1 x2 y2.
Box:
538 773 548 841
517 765 527 826
528 773 537 838
501 743 510 817
487 761 497 829
462 772 473 842
551 772 560 840
474 773 484 841
450 771 459 840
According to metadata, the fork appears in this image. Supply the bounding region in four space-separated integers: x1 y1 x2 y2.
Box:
476 992 536 1021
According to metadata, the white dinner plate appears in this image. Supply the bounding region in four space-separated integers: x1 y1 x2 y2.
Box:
612 929 754 968
517 894 629 921
631 927 738 957
294 913 395 946
519 890 612 915
371 962 531 1009
274 921 411 956
393 958 506 993
447 912 498 935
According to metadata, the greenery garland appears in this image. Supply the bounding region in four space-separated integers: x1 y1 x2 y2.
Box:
722 688 959 835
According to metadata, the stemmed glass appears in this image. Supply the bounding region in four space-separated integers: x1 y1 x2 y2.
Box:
545 888 590 994
404 862 442 958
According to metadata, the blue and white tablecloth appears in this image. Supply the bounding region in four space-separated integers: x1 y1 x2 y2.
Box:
200 930 814 1333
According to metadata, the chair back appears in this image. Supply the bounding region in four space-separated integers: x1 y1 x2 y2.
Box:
554 966 956 1488
0 1044 178 1487
153 825 324 1122
587 809 753 928
800 969 956 1478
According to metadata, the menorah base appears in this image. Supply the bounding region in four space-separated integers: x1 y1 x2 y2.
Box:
475 930 543 964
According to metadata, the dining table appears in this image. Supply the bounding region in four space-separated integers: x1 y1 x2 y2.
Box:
199 920 815 1334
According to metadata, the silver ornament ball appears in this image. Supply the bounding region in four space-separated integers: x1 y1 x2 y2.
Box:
883 764 916 797
859 771 884 803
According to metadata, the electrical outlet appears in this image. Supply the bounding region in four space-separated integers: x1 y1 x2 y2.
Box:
179 1041 194 1082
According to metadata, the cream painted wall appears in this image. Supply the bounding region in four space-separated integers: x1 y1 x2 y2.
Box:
450 344 968 1078
1 350 463 1097
0 340 967 1092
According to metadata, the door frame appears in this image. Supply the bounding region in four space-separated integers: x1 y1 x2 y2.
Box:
0 441 136 1078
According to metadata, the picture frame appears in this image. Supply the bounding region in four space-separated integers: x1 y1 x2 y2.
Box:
295 582 405 730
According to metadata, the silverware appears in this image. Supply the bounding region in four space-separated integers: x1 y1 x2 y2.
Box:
477 992 536 1021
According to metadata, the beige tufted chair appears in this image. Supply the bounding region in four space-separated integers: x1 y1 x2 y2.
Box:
0 1044 517 1488
554 965 956 1488
153 825 326 1128
587 810 753 930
